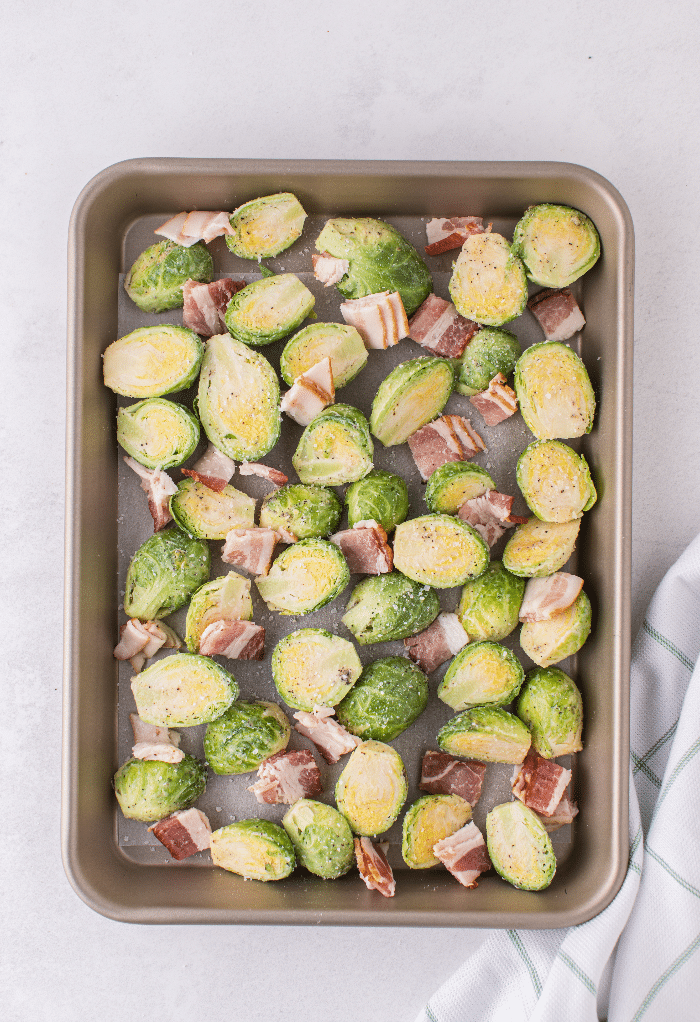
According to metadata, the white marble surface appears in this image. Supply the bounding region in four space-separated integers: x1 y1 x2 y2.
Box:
3 2 700 1018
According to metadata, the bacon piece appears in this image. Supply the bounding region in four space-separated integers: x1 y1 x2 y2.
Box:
222 527 279 576
419 751 486 806
123 457 178 531
528 288 586 342
181 442 236 493
404 612 469 674
280 357 335 426
182 278 246 337
424 217 488 255
293 705 362 763
433 821 491 888
275 528 298 545
238 462 288 487
340 291 409 349
457 490 526 547
469 373 519 426
535 792 579 832
130 713 181 748
330 520 393 574
354 837 395 897
114 620 152 660
154 212 198 247
512 750 572 816
519 573 585 622
407 415 486 480
115 620 172 672
155 211 233 246
248 750 323 805
408 294 479 358
132 741 185 764
199 619 265 660
445 415 486 457
149 808 212 860
312 251 350 286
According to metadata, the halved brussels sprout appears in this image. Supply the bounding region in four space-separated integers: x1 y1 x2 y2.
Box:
345 469 409 533
210 820 295 881
204 700 291 774
124 527 210 620
185 572 253 653
512 204 600 287
449 233 528 327
425 462 495 514
271 628 362 711
438 641 525 711
486 801 556 890
116 398 200 470
517 440 597 523
282 800 355 879
197 334 280 462
170 478 256 540
393 514 489 589
259 484 342 539
315 217 432 315
103 326 204 399
370 357 454 447
255 539 349 615
516 667 584 758
457 561 526 641
280 323 368 388
292 404 373 486
454 327 522 396
514 342 596 440
124 240 213 313
335 656 429 741
131 652 238 727
224 274 315 347
402 794 472 869
335 741 408 836
113 754 206 822
437 705 532 763
502 517 580 578
225 193 307 260
520 590 592 667
341 572 440 645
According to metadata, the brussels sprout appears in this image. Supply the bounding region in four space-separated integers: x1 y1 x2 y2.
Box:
282 800 355 879
512 204 600 288
457 561 525 641
345 469 409 533
315 217 432 315
116 398 200 470
131 652 238 727
393 514 489 589
280 323 368 388
210 820 295 881
204 700 291 775
454 327 522 397
425 462 495 514
516 667 583 758
124 240 213 313
520 590 592 667
124 527 210 620
517 441 597 523
185 572 253 653
255 539 349 615
438 641 525 711
170 478 256 540
335 740 408 836
342 572 440 645
224 274 315 347
449 233 528 327
370 357 454 446
486 801 556 890
335 656 429 741
103 326 204 399
113 754 206 822
502 517 580 578
197 334 280 462
437 705 532 763
402 794 472 869
259 484 342 539
225 192 307 260
292 404 373 486
514 342 596 440
271 628 362 711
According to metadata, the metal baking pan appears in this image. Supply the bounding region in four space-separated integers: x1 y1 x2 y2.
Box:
64 159 633 926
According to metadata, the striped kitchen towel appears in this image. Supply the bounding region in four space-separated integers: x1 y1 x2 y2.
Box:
417 532 700 1022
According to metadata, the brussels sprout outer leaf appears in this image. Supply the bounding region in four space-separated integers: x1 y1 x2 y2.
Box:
124 240 213 313
454 327 521 396
114 754 207 822
516 667 584 758
204 701 291 774
259 484 342 539
345 470 409 533
335 656 429 741
282 799 355 878
457 561 526 641
342 572 440 645
124 527 210 620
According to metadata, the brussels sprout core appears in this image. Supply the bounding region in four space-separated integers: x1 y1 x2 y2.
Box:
486 801 556 890
116 398 201 470
520 591 592 667
502 518 580 578
370 357 454 447
512 204 600 287
514 342 595 440
131 653 238 727
449 233 528 327
516 441 597 523
210 820 296 881
104 326 204 399
393 514 489 588
335 741 408 836
438 641 525 711
224 274 315 347
271 628 362 711
280 323 368 389
255 539 349 615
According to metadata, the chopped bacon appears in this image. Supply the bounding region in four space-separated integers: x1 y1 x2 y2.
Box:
123 457 178 531
519 573 585 622
222 527 279 576
275 528 298 545
182 278 246 337
340 291 409 349
469 373 519 426
130 713 181 748
407 415 486 480
155 211 233 246
458 490 527 547
115 619 175 673
248 749 323 805
312 251 350 286
280 357 335 426
419 751 486 806
433 821 491 888
354 837 395 897
199 619 265 660
154 212 197 247
181 442 236 493
115 620 153 661
404 612 469 674
535 792 579 832
238 462 288 487
408 294 479 358
528 288 586 342
293 705 362 763
330 520 393 574
512 750 572 816
424 217 488 255
132 741 185 764
149 808 212 860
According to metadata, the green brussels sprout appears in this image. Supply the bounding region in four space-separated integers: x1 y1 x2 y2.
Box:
438 641 525 711
170 478 256 540
393 514 489 589
224 274 315 347
124 240 213 313
342 572 440 645
185 572 253 653
271 628 362 711
514 342 596 440
255 539 349 615
131 652 238 727
259 484 342 540
210 820 295 881
370 357 454 446
425 462 495 514
454 327 522 396
502 517 580 578
516 667 584 758
225 192 307 260
486 801 556 890
437 705 532 763
335 656 429 741
282 799 355 879
116 398 200 470
402 794 472 869
335 740 408 836
103 326 204 399
520 590 592 667
315 217 432 315
457 561 525 641
280 323 368 388
197 334 280 462
113 754 206 822
345 469 409 533
512 203 600 287
517 440 597 523
204 700 291 774
449 233 528 327
124 527 210 620
292 404 374 486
